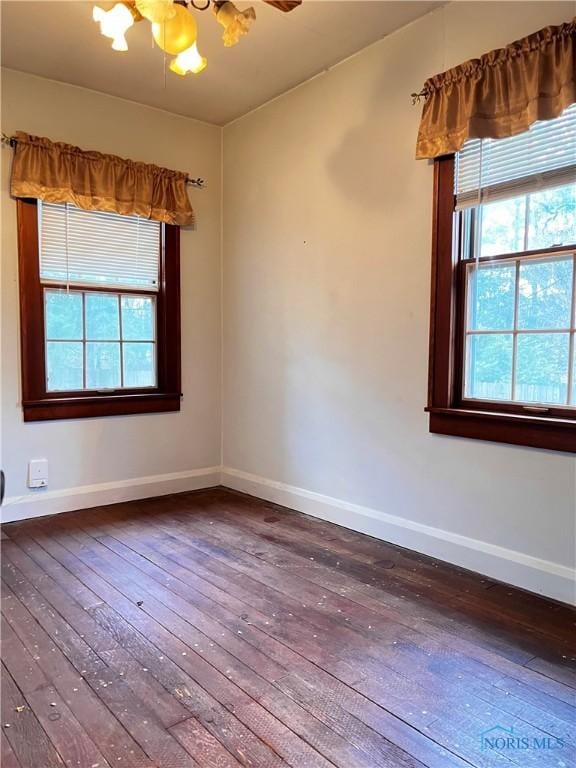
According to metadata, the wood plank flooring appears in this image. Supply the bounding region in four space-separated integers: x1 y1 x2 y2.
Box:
1 487 575 768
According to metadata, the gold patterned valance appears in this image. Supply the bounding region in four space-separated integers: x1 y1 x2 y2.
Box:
416 19 576 159
10 132 195 226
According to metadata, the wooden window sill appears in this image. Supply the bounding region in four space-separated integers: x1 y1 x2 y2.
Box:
23 392 181 422
427 407 576 453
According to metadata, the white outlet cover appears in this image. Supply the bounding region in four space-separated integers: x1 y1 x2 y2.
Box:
28 458 48 489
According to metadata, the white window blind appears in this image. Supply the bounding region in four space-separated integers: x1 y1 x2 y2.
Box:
456 103 576 210
39 202 160 291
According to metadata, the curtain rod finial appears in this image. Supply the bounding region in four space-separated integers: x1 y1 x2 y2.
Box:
187 177 207 189
1 132 16 147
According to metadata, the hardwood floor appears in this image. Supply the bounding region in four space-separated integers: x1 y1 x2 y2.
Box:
1 487 574 768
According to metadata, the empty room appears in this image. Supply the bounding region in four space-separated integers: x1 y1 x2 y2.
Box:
1 1 575 766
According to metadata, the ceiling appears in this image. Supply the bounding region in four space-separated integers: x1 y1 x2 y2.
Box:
1 1 441 125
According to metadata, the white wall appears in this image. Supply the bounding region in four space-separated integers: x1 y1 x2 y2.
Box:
222 1 576 603
1 70 222 518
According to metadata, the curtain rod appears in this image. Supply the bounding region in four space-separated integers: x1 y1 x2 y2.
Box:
1 133 207 189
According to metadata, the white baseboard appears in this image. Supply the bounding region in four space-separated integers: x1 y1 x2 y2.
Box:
4 463 573 604
1 467 221 524
221 467 576 606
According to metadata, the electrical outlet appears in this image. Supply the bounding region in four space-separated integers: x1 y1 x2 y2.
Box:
28 459 48 489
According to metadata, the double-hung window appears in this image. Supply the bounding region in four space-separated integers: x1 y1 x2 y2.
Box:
428 104 576 452
17 199 181 421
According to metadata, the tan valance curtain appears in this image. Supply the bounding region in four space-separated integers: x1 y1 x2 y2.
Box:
416 19 576 160
10 132 195 226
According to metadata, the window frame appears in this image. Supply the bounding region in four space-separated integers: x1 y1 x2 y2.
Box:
427 155 576 453
17 198 181 421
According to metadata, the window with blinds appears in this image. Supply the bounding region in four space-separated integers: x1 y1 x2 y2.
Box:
39 202 161 290
456 102 576 210
456 105 576 410
36 202 160 392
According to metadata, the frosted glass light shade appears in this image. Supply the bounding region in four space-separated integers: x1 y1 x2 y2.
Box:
135 0 176 23
170 42 207 75
214 1 256 47
93 3 135 52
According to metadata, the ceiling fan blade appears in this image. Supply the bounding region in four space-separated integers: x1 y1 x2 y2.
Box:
263 1 303 12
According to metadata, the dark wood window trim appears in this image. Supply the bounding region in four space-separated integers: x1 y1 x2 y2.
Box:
17 199 181 422
427 155 576 453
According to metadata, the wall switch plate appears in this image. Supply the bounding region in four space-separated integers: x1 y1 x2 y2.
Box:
28 459 48 489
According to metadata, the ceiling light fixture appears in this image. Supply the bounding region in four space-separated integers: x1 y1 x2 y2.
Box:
92 0 302 75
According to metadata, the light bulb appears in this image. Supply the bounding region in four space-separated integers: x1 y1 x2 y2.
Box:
214 1 255 47
93 3 135 52
170 42 207 75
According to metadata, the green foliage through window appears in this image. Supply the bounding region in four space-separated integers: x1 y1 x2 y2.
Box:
464 183 576 407
45 289 156 392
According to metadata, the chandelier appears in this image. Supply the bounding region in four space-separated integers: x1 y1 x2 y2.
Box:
92 0 302 75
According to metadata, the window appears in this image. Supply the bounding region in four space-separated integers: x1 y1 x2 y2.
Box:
427 104 576 452
18 199 181 421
